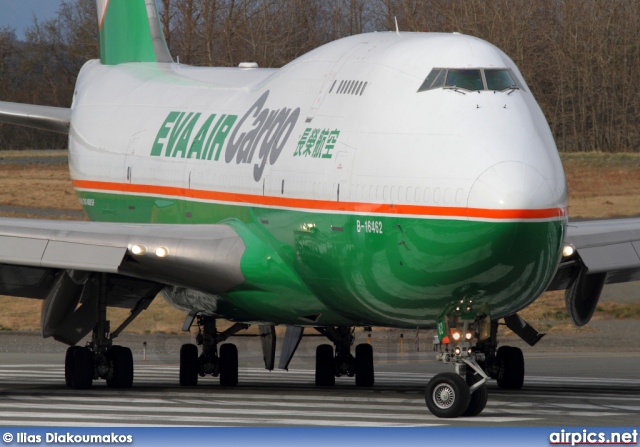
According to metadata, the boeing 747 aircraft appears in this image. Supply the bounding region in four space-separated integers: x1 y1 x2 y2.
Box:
0 0 638 418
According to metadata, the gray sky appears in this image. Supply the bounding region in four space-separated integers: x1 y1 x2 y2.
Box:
0 0 64 41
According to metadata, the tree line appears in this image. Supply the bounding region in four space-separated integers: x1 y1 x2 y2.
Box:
1 0 639 152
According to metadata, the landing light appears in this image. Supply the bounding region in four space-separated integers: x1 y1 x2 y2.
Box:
130 244 146 256
562 244 575 258
155 247 169 258
465 332 473 340
451 331 461 341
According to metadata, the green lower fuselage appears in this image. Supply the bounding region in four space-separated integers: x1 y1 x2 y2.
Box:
76 189 565 328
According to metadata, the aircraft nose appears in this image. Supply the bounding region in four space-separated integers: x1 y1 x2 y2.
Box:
468 161 564 219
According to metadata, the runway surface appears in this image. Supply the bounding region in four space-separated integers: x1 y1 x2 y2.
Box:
0 354 638 427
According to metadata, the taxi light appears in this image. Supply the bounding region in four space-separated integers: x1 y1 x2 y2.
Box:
562 244 575 258
155 247 169 258
451 331 461 341
467 348 473 355
454 347 461 355
130 244 146 256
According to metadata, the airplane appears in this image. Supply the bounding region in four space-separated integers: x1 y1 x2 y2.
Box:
1 0 639 419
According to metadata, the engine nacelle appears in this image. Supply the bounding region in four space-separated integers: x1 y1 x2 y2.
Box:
41 270 97 345
564 265 606 326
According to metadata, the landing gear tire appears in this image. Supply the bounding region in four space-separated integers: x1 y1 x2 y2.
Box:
179 343 199 386
462 372 488 417
69 346 93 390
425 372 471 418
219 343 238 387
354 343 374 387
496 346 524 390
315 344 335 386
106 346 134 388
64 346 81 388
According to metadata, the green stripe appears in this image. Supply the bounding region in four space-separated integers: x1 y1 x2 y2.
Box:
77 190 564 327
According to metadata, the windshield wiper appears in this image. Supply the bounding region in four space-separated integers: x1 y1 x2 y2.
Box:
504 85 519 95
443 86 467 95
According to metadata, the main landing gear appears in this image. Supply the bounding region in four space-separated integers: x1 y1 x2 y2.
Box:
314 327 374 387
65 273 146 389
426 313 527 418
179 315 249 387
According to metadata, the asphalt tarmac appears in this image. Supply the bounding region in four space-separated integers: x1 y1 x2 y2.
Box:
0 331 638 427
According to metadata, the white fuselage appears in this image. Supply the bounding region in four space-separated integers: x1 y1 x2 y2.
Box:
69 32 566 217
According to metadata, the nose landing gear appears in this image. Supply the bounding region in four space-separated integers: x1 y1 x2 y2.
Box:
425 314 491 418
426 353 490 418
426 311 532 418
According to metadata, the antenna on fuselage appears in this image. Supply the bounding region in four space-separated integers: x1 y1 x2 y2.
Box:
394 16 401 36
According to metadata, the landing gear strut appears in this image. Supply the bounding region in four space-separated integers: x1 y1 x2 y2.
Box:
426 313 491 418
65 273 147 389
426 313 526 418
314 327 374 387
179 315 248 386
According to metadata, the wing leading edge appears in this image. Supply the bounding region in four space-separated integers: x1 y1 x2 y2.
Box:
0 101 71 134
0 217 247 345
0 218 246 294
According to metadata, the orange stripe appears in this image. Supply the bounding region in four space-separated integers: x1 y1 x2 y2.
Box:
72 179 566 220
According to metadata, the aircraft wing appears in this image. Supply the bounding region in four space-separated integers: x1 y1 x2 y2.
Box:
0 101 71 134
547 218 640 291
0 217 245 344
546 217 640 326
0 217 245 296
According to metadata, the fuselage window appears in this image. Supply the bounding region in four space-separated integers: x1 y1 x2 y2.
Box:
445 69 483 91
485 69 521 91
418 67 525 93
417 68 446 92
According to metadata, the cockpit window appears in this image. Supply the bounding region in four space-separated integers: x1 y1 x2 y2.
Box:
417 68 446 92
445 69 484 91
485 69 518 91
417 67 526 93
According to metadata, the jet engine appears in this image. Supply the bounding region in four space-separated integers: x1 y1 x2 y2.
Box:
564 265 606 326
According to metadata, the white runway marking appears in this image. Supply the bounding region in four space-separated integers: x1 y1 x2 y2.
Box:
0 365 637 426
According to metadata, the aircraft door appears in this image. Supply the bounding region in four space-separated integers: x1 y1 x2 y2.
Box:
331 150 353 232
120 131 145 219
334 151 352 201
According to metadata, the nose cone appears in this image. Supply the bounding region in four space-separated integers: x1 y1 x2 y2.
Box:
468 161 565 219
